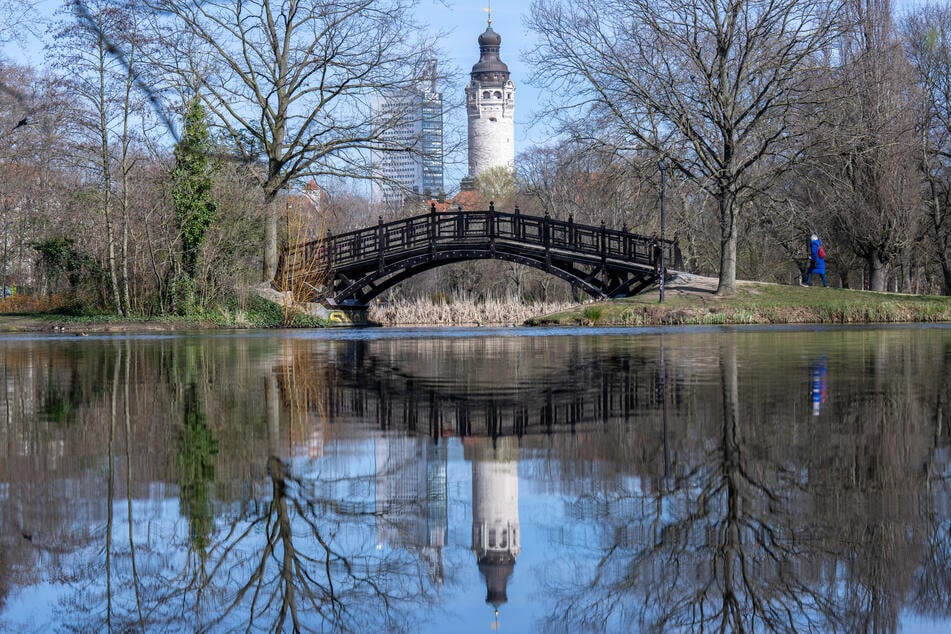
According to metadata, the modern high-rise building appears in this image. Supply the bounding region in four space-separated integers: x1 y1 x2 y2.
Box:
371 62 444 209
461 14 515 191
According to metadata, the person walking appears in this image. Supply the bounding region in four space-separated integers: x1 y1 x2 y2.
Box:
802 234 828 287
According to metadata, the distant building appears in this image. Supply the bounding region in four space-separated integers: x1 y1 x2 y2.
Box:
374 436 448 585
461 13 515 192
281 179 327 243
371 62 444 210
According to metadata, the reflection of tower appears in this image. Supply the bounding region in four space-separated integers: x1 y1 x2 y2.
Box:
461 10 515 191
466 436 521 614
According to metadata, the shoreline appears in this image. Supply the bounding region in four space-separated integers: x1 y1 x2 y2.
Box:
3 275 951 333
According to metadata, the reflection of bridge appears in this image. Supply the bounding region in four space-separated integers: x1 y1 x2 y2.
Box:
279 343 671 439
273 205 674 307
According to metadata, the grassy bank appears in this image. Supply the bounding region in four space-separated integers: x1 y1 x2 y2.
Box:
526 280 951 327
0 294 324 333
5 279 951 332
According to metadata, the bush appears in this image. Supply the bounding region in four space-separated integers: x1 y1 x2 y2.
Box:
0 293 77 314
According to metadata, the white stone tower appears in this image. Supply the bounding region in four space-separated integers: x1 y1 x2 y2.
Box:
462 12 515 190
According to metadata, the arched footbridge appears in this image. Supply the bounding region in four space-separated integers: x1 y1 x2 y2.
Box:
273 204 675 307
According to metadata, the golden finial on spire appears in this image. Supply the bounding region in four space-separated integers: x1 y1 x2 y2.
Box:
484 0 492 27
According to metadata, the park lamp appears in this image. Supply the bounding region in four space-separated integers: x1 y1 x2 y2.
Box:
658 159 667 304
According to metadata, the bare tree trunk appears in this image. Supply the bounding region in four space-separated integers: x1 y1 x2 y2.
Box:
122 168 130 312
941 259 951 297
99 56 121 313
263 210 278 283
717 191 738 295
120 36 136 314
901 254 912 294
868 253 887 291
149 0 436 286
927 178 951 295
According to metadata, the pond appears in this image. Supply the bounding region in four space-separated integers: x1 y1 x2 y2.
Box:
2 325 951 633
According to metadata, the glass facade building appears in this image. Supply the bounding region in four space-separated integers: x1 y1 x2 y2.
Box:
371 64 444 210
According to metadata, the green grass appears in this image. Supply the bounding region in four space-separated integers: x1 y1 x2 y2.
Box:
526 282 951 327
0 294 328 331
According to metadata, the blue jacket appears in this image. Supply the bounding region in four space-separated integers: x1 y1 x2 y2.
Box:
810 238 825 274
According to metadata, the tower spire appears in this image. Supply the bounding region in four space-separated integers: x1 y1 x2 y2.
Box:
484 1 492 27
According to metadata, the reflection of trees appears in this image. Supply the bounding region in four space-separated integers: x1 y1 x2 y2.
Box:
538 341 837 632
178 453 436 632
817 332 943 633
2 337 443 631
160 350 439 632
52 340 153 632
910 339 951 620
537 333 948 634
177 381 218 554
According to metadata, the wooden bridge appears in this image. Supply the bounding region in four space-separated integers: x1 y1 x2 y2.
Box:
273 204 674 307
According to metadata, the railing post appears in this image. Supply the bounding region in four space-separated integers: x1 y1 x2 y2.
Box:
515 206 522 240
377 215 384 274
544 212 551 269
488 201 496 254
600 221 607 258
430 203 437 257
568 214 574 246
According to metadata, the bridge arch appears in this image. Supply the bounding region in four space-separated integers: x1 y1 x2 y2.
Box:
337 249 608 305
274 207 673 308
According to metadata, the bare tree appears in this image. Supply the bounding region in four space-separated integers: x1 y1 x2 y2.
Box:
50 0 149 314
526 0 845 294
806 0 922 292
904 4 951 295
517 138 681 232
146 0 439 282
0 0 40 46
474 165 517 210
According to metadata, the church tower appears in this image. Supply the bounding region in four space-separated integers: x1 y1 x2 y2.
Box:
462 11 515 191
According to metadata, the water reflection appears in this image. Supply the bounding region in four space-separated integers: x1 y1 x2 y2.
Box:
0 328 950 632
811 355 828 416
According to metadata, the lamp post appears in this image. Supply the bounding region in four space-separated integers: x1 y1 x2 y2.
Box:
658 160 667 303
3 118 31 299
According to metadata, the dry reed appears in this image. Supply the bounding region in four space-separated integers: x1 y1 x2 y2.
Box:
369 298 577 326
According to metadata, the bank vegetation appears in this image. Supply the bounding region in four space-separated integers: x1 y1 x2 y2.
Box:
527 279 951 327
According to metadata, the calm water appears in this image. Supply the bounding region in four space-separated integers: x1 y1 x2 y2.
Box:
2 325 951 633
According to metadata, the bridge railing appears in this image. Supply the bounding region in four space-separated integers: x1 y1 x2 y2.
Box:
276 207 674 282
332 210 669 264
